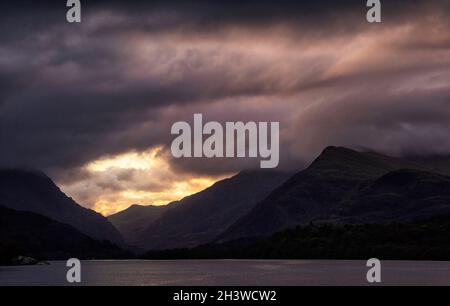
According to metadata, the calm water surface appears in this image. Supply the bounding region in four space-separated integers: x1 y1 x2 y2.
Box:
1 260 450 286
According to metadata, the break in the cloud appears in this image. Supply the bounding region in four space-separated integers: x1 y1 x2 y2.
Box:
0 0 449 214
59 147 230 215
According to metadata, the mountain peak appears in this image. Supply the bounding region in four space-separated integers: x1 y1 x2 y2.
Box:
0 168 52 180
108 203 162 218
315 146 360 161
110 169 290 249
307 146 422 179
218 146 441 242
309 146 381 177
317 146 362 159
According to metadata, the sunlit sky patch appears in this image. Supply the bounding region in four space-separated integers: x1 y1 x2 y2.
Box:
60 147 231 216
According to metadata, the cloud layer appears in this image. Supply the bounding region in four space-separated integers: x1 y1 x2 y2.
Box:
0 0 449 213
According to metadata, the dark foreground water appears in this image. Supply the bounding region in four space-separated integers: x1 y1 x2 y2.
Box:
1 260 450 286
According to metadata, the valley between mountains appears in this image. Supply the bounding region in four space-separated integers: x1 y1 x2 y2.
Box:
3 146 450 264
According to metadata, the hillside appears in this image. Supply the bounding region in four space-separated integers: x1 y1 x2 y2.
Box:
111 170 290 249
0 169 123 244
143 216 450 260
0 205 127 264
218 147 437 241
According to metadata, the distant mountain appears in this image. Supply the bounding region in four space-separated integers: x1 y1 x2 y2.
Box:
108 204 168 246
218 146 438 242
111 170 290 250
0 205 127 264
0 169 123 244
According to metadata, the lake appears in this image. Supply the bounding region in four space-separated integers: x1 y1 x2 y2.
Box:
1 260 450 286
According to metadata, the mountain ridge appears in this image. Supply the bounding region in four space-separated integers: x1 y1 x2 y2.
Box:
0 205 127 263
0 168 124 245
110 170 291 250
217 146 449 242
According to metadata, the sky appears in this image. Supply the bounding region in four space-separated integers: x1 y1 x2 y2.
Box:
0 0 449 215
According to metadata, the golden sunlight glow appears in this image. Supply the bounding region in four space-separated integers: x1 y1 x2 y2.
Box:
86 148 162 172
116 181 214 207
91 176 225 216
60 146 231 216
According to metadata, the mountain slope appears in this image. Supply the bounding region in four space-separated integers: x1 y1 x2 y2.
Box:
0 205 126 264
0 169 123 244
218 146 429 242
406 155 450 176
108 204 168 245
117 170 290 250
330 168 450 223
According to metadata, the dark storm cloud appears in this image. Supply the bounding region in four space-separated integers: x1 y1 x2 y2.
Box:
0 0 449 182
1 0 437 35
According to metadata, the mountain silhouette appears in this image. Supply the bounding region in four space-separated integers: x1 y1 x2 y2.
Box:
218 146 445 242
0 205 126 263
0 169 123 244
110 170 290 249
329 168 450 223
4 146 450 259
108 204 169 246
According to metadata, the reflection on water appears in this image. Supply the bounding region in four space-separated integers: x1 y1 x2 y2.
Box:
1 260 450 286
